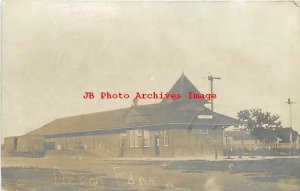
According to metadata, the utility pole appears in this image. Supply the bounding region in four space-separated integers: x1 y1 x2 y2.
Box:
208 75 221 111
286 98 295 128
286 98 295 147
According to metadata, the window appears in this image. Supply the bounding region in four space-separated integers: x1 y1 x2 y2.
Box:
129 130 141 148
156 137 160 147
134 130 139 147
129 130 135 147
163 130 169 146
143 130 150 147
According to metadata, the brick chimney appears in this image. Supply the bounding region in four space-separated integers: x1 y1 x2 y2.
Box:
132 98 138 107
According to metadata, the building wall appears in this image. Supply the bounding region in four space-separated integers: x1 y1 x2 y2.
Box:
225 137 260 150
172 128 224 158
43 128 224 158
123 128 224 158
46 134 121 157
123 130 156 157
3 137 16 154
3 135 44 155
16 135 44 152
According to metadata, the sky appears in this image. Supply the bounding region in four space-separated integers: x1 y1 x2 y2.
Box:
2 1 300 142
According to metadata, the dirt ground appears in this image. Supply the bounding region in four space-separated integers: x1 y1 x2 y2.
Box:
2 155 300 191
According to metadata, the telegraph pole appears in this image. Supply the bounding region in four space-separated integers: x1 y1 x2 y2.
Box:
286 98 295 146
208 75 221 111
286 98 295 128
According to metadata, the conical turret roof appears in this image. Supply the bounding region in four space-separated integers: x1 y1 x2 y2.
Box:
161 74 209 106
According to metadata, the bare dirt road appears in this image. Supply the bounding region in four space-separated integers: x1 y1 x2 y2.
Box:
2 155 300 191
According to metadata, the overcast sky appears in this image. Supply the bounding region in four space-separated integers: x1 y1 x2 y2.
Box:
2 1 300 142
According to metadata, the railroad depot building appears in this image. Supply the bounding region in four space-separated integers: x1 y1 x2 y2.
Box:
3 74 243 158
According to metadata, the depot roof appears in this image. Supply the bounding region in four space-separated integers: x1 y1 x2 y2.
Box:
28 74 243 136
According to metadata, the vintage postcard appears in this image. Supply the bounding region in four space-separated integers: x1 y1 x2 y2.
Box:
1 0 300 190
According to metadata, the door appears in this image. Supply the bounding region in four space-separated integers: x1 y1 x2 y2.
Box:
13 138 18 150
119 135 126 157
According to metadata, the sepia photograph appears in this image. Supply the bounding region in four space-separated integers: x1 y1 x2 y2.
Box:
1 1 300 190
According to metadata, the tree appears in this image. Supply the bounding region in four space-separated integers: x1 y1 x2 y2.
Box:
276 127 299 143
237 109 282 143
